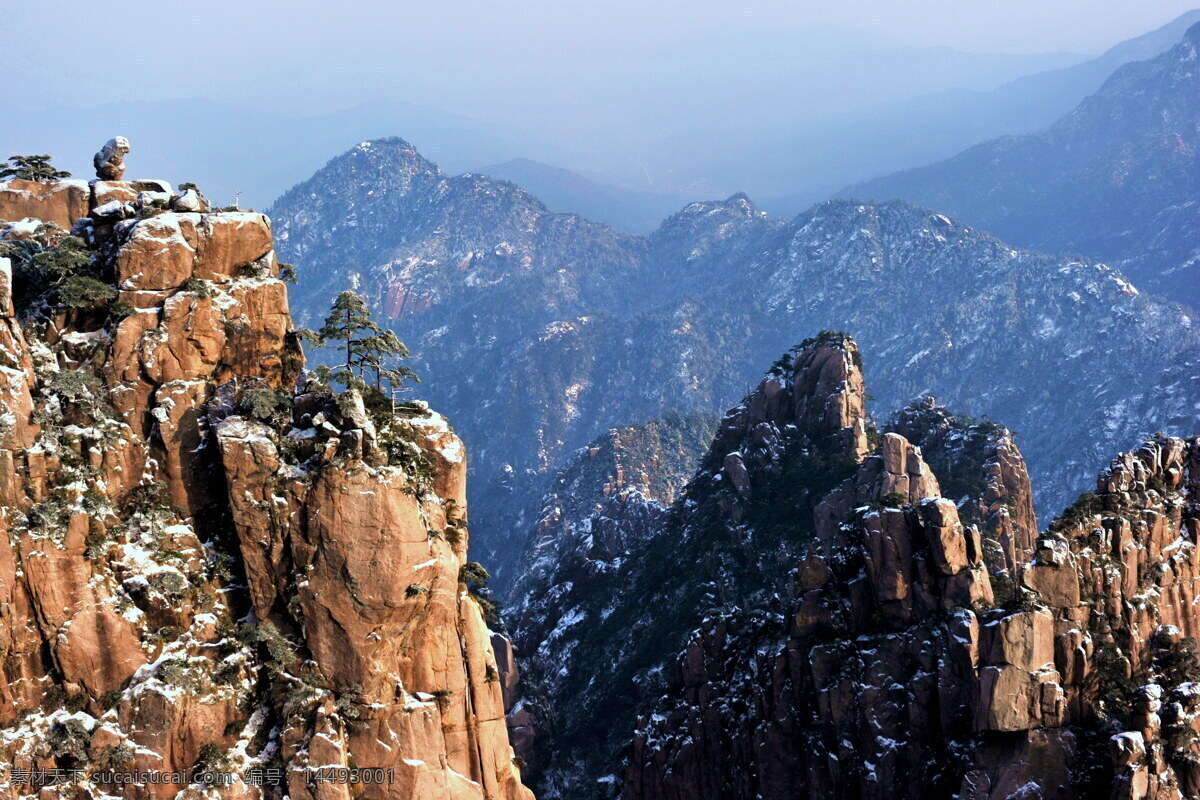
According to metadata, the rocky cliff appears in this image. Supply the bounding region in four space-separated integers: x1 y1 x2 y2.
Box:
505 335 875 795
501 332 1200 800
624 349 1200 800
0 173 532 799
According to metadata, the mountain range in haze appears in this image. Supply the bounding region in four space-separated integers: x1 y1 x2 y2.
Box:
471 9 1200 220
9 12 1199 229
269 144 1199 594
752 8 1200 212
846 18 1200 309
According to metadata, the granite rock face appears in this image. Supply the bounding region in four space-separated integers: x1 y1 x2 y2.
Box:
0 178 533 800
0 179 91 229
500 332 1200 800
508 335 876 796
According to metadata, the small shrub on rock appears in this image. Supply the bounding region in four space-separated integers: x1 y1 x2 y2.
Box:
48 718 91 767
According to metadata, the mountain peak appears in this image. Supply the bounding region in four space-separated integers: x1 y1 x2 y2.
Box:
708 331 869 475
344 135 437 169
354 135 415 149
1186 19 1200 45
650 191 774 249
680 191 764 217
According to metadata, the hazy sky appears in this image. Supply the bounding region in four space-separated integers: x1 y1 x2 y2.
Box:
5 1 1198 203
6 1 1199 111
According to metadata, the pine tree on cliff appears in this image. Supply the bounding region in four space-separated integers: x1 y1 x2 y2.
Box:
0 155 71 182
318 290 373 384
312 290 417 393
361 328 417 391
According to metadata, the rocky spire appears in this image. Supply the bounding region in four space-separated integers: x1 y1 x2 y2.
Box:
93 137 131 181
625 398 1200 798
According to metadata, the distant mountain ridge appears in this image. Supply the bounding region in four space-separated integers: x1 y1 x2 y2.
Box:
474 159 692 233
270 138 1200 589
845 19 1200 308
750 8 1200 214
0 98 566 210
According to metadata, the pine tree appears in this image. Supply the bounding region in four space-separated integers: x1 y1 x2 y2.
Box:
317 291 375 388
361 329 417 390
0 155 72 182
311 291 417 394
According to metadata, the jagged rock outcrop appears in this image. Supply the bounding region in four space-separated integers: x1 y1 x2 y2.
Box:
891 398 1039 577
0 172 532 799
495 331 1199 800
216 407 529 800
507 334 875 797
622 350 1200 800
